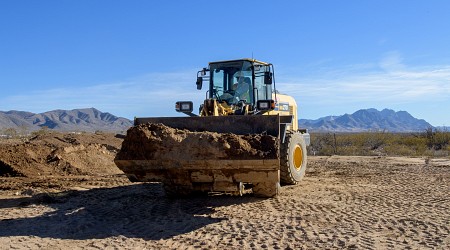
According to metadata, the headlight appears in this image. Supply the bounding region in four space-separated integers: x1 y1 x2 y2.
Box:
175 101 193 112
257 100 275 111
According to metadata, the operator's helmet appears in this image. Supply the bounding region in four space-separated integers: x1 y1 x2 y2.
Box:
234 71 245 82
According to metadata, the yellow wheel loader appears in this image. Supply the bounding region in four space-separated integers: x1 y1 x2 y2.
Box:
114 59 310 197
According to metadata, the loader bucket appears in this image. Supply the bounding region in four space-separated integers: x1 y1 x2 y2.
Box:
114 115 282 197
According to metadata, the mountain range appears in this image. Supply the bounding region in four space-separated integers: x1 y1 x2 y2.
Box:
0 107 434 134
0 108 133 133
299 108 433 132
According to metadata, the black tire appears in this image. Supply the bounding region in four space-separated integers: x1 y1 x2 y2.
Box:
280 131 307 185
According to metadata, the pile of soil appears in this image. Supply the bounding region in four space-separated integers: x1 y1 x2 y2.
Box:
0 132 124 178
116 123 279 161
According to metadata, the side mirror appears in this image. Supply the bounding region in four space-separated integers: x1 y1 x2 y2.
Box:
196 67 209 90
196 77 203 90
264 72 272 85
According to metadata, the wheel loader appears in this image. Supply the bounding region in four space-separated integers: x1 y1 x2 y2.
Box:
114 58 310 197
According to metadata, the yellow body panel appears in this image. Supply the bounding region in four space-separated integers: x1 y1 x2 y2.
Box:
266 93 298 131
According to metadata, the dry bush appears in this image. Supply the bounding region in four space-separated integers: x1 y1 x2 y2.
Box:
31 126 50 137
309 130 450 157
1 128 18 138
425 127 450 150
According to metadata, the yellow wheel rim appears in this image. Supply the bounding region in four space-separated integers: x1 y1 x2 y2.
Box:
293 145 303 170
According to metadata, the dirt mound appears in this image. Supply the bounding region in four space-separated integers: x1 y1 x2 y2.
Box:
0 132 124 178
116 123 279 161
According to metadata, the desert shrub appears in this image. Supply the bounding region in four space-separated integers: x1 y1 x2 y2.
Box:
308 133 336 156
1 128 18 138
384 143 428 157
381 133 427 156
308 131 450 157
31 126 50 137
363 131 389 150
424 127 450 150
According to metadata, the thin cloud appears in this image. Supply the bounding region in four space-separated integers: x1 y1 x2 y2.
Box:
278 54 450 106
1 71 204 119
379 51 405 72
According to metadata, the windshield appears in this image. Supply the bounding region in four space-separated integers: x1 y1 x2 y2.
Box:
210 61 253 105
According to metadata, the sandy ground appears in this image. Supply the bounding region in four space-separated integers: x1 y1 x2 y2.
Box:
0 152 449 249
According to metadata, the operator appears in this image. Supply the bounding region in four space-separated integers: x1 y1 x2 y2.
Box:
219 76 251 104
233 76 251 103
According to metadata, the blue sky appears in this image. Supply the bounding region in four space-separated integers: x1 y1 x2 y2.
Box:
1 1 450 126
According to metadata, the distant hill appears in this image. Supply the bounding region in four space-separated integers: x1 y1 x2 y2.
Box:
0 108 133 133
299 108 433 132
1 107 435 134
